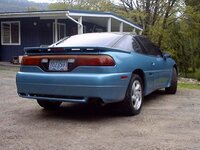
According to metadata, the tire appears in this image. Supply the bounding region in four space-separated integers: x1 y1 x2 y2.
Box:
37 100 62 109
120 74 144 116
165 67 177 94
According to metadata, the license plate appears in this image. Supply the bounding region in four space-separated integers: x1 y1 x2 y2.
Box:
49 59 68 71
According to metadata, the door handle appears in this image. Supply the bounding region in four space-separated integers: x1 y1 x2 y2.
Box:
152 62 156 66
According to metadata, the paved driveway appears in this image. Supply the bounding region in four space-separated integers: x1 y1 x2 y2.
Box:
0 66 200 150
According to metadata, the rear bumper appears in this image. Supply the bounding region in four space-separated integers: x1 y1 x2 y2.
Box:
16 71 131 103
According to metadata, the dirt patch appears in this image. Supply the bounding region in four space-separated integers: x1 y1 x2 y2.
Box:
0 68 200 150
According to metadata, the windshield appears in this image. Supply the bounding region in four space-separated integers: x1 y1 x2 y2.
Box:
54 33 124 47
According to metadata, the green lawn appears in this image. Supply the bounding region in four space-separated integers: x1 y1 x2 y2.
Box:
181 69 200 81
178 82 200 90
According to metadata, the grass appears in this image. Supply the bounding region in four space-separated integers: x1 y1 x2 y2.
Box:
178 68 200 90
181 69 200 81
178 82 200 90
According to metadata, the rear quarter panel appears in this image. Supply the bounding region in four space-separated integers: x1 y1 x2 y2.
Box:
102 51 157 95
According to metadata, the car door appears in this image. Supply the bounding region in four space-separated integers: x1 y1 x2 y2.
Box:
146 41 171 89
134 36 157 93
153 53 171 88
136 36 171 89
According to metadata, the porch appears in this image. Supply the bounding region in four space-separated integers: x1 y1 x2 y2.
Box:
0 10 143 62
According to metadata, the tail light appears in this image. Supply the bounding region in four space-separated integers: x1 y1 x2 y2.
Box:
76 55 115 66
21 56 41 66
21 55 115 69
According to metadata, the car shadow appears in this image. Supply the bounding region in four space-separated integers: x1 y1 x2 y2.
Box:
37 90 167 121
39 103 121 122
143 89 167 105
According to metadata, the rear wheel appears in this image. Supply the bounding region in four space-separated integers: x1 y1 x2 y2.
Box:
37 100 62 109
120 74 144 116
165 68 177 94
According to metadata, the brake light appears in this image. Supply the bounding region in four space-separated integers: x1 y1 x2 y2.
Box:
21 55 115 67
76 55 115 66
21 56 41 66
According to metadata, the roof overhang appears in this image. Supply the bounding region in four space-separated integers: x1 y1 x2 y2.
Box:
0 10 143 31
67 10 143 31
0 10 67 18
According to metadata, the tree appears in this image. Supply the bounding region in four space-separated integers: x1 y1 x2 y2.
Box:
48 0 200 75
26 6 38 11
181 1 200 72
48 0 114 11
119 0 180 34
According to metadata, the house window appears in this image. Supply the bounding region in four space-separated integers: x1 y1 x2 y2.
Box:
53 23 66 43
1 21 21 45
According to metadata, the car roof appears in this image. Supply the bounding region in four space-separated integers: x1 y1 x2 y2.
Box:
74 32 143 38
78 32 135 36
53 32 145 48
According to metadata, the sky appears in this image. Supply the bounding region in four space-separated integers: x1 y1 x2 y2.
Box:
28 0 56 3
28 0 119 3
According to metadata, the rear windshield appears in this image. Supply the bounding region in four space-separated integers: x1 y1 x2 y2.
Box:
54 33 123 47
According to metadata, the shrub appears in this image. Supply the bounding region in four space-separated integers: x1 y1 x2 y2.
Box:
195 70 200 81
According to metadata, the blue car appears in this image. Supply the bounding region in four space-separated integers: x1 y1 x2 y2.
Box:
16 33 177 115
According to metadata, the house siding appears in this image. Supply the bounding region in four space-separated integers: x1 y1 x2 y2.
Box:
0 17 41 61
0 17 105 62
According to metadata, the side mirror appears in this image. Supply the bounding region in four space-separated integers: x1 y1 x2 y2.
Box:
162 52 171 60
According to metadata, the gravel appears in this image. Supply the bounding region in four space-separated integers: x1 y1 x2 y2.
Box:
178 77 200 85
1 67 200 150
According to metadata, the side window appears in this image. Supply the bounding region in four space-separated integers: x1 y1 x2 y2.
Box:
137 36 161 56
132 37 146 54
114 35 144 53
114 35 134 51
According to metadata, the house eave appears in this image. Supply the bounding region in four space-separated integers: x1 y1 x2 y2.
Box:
68 11 143 31
0 10 143 31
0 10 68 18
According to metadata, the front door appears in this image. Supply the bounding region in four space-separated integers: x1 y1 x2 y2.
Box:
153 56 171 88
136 36 171 91
53 23 66 43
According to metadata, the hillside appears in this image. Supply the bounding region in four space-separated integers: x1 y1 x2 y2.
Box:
0 0 48 12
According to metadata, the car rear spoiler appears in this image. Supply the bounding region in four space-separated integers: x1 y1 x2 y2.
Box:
24 47 130 56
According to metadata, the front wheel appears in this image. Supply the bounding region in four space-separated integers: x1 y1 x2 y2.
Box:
120 74 144 116
165 67 177 94
37 100 62 109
